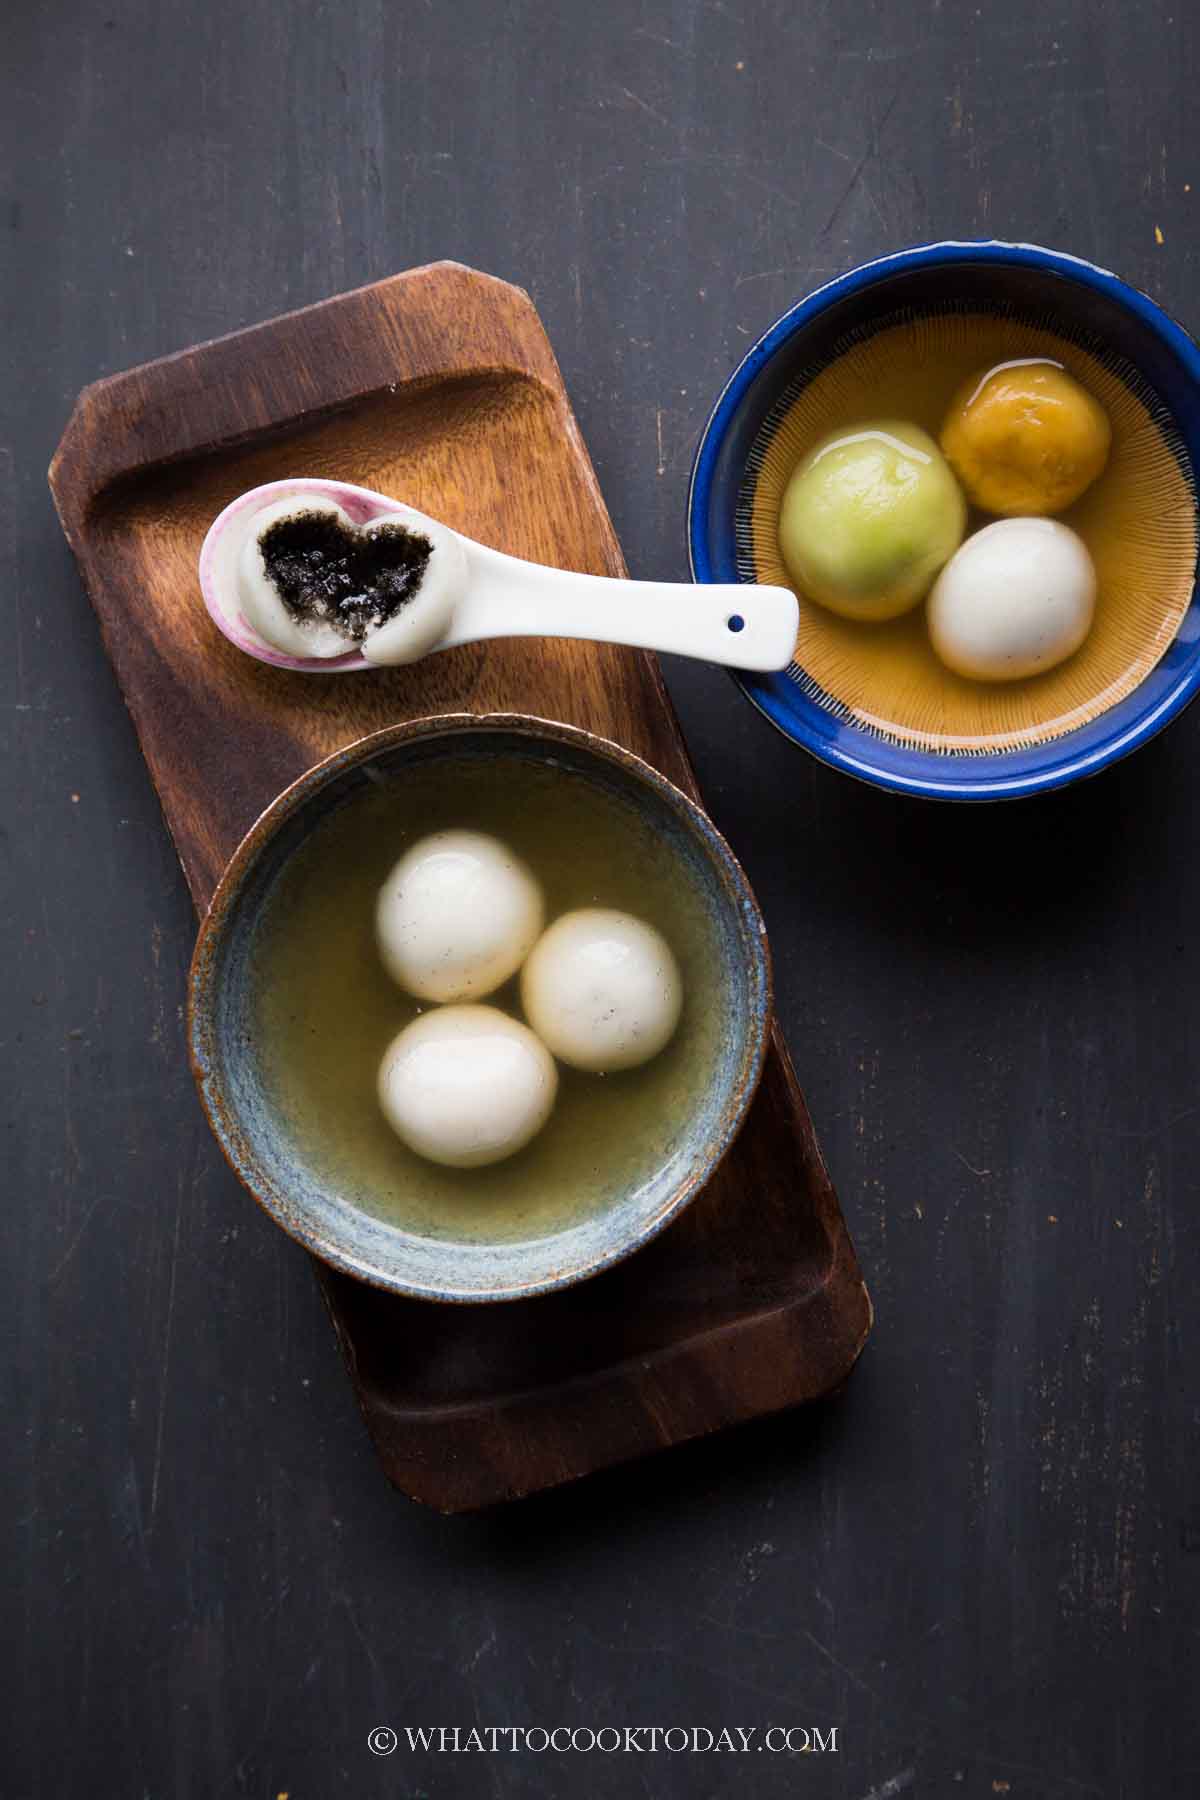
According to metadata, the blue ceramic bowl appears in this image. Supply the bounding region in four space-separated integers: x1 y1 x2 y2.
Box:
689 240 1200 800
189 714 772 1303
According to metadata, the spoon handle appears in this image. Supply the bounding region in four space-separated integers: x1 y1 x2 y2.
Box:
443 542 799 672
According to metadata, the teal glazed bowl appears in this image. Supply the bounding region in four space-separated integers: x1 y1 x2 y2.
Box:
188 713 772 1303
689 240 1200 800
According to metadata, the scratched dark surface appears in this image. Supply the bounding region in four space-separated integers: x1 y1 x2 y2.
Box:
4 2 1199 1796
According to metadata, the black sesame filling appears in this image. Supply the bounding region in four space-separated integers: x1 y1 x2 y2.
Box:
260 510 433 642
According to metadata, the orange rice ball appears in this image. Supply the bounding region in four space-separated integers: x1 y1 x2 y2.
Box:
940 360 1111 516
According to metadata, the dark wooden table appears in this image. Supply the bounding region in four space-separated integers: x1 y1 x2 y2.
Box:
5 3 1198 1795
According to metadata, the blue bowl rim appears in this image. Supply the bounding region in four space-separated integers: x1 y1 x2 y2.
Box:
687 238 1200 802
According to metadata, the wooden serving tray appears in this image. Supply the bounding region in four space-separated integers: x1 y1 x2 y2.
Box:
49 262 871 1511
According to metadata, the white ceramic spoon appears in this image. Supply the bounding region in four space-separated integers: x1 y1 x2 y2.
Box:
199 477 798 673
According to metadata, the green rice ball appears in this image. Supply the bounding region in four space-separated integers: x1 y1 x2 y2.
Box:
779 421 966 621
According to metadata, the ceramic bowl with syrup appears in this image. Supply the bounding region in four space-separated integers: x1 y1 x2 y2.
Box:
188 714 772 1302
689 241 1200 800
